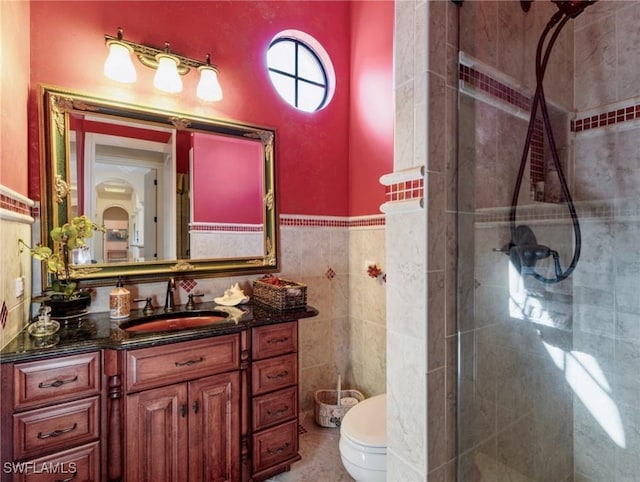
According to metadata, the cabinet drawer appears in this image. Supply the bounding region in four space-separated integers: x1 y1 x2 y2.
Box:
252 322 297 360
253 386 297 431
252 419 299 473
251 353 297 396
13 396 100 460
13 441 100 482
13 352 100 410
125 334 240 392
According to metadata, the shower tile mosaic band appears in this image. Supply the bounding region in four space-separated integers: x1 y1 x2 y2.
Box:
571 104 640 132
459 60 546 192
459 64 529 110
460 56 640 136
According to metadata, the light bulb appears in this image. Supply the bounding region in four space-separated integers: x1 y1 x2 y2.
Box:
154 54 183 93
197 66 223 102
104 41 136 83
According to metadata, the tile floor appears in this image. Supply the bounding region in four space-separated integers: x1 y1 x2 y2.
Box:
267 412 354 482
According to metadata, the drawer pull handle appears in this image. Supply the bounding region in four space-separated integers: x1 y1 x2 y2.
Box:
192 401 200 414
267 406 289 417
267 336 289 344
37 423 77 439
266 370 288 380
266 442 290 455
38 376 78 389
174 357 204 367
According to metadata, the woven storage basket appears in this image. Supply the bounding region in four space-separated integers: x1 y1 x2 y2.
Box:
252 278 307 311
314 389 364 428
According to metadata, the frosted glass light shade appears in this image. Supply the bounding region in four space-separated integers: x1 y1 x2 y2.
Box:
197 66 223 101
104 41 137 83
154 54 183 93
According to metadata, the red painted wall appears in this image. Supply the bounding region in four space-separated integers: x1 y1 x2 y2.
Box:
29 1 352 215
349 1 394 216
1 1 30 196
191 133 263 224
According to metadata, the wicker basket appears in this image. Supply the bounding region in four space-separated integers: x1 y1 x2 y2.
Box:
314 389 364 428
252 278 307 311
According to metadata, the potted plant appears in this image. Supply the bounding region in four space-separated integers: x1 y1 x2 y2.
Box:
19 214 104 317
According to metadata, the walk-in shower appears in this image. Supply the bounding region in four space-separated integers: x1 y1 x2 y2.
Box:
457 0 640 480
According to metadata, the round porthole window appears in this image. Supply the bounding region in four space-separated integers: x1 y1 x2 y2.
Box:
266 30 335 112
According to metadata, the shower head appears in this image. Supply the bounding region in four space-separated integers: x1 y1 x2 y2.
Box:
551 0 597 18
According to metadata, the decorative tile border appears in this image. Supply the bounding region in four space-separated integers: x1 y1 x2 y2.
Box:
379 166 425 214
385 179 424 202
460 52 640 136
459 64 529 111
459 57 546 193
190 222 263 233
0 185 35 223
280 214 385 228
572 102 640 132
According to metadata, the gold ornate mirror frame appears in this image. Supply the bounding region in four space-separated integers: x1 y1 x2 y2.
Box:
40 85 279 286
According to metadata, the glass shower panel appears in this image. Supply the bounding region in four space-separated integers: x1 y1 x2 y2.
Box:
456 1 640 481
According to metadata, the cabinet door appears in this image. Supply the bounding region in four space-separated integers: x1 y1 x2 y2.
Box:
125 384 188 482
188 372 240 482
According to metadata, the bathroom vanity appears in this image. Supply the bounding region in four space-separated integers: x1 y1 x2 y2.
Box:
0 303 317 482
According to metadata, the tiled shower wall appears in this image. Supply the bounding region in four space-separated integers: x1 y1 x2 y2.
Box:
457 1 577 480
458 1 640 481
571 2 640 480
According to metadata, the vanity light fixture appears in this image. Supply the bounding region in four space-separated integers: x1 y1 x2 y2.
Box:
103 28 223 101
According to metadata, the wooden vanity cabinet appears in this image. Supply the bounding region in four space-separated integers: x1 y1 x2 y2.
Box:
1 316 307 481
0 351 102 482
113 334 242 482
250 321 300 481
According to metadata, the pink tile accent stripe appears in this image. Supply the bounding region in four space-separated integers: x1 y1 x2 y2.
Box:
459 63 545 196
0 193 33 217
385 179 424 202
190 223 263 233
280 216 385 228
530 118 545 186
459 64 530 110
461 61 640 134
572 103 640 132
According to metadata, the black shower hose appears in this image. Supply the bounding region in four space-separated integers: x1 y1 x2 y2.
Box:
508 9 582 284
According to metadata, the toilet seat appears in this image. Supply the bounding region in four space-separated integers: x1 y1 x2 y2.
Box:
340 393 386 448
339 393 387 481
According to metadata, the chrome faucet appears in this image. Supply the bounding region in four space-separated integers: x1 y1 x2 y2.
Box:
164 278 176 312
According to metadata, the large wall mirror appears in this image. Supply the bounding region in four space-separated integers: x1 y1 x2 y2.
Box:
40 85 278 284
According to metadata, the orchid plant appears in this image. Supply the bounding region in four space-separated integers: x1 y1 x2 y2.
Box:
19 215 104 298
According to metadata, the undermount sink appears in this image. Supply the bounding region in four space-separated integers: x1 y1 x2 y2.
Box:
119 310 231 333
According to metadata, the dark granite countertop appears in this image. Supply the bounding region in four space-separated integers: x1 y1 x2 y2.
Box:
0 302 318 363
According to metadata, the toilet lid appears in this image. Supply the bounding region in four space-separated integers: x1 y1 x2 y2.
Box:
341 393 386 448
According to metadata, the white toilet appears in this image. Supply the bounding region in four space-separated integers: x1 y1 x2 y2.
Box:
339 393 386 481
